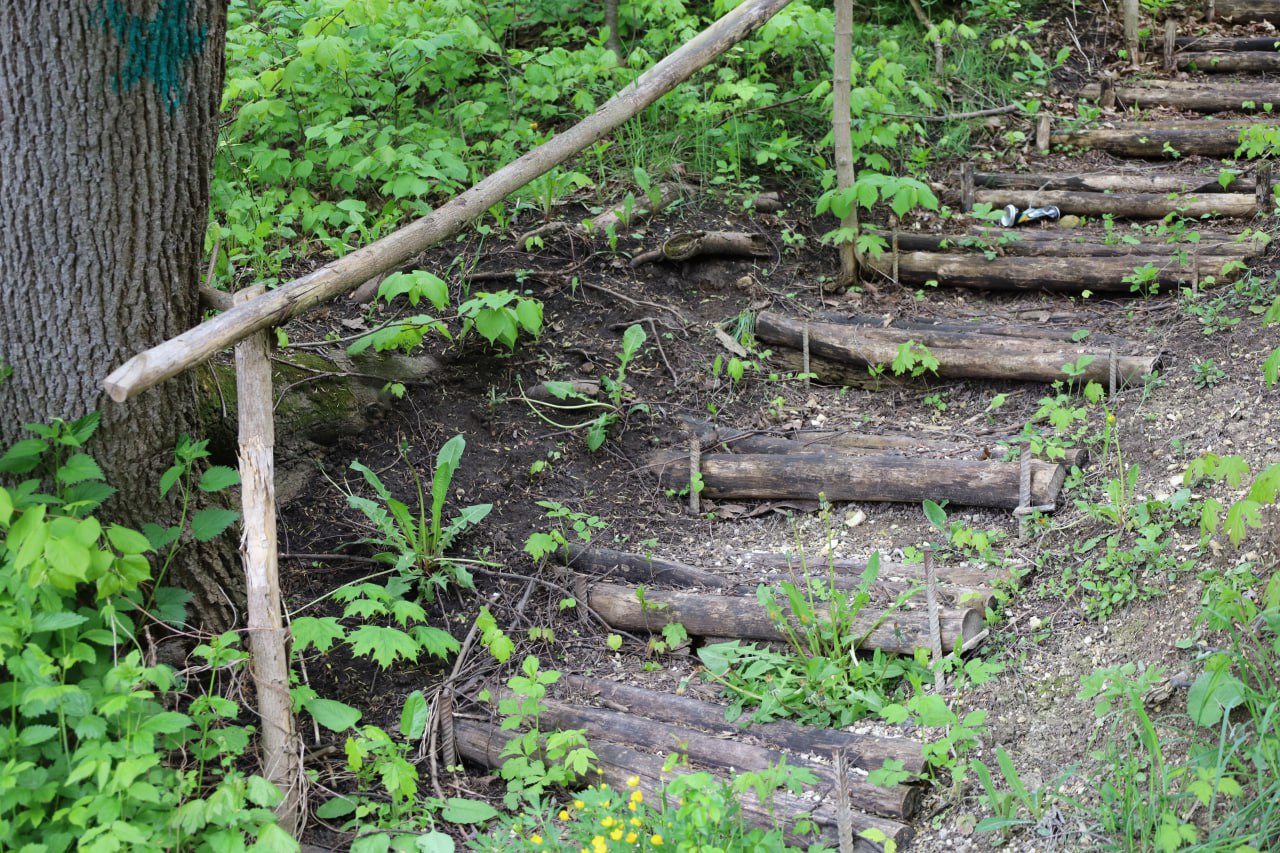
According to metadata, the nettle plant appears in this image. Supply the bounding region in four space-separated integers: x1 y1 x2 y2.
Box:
0 418 292 852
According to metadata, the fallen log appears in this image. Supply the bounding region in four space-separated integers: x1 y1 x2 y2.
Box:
561 674 926 774
974 170 1256 193
863 250 1241 292
808 311 1137 346
584 578 986 654
630 230 772 267
102 0 798 402
1174 36 1280 51
973 188 1259 219
1210 0 1280 24
866 227 1264 257
686 417 997 459
652 447 1067 510
731 550 1021 596
1079 79 1280 112
756 312 1156 385
454 717 910 851
1050 119 1277 157
557 542 726 588
486 691 920 819
1178 51 1280 72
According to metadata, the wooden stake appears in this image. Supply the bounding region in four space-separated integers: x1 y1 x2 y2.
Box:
1035 115 1052 153
1163 19 1177 71
832 0 860 288
234 288 301 834
103 0 797 402
960 163 975 211
1123 0 1141 67
924 546 941 664
1258 163 1274 216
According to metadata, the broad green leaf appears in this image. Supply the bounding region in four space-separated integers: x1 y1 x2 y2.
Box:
191 507 240 541
140 711 192 735
57 453 104 485
247 775 284 808
400 690 429 739
347 624 422 668
250 823 299 853
514 298 543 337
306 698 362 732
316 796 358 819
291 616 346 653
199 466 241 492
0 438 48 474
922 500 947 532
107 524 152 555
415 832 456 853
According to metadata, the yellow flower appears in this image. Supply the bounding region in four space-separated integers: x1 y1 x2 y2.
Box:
630 817 641 827
559 810 571 821
531 835 542 846
610 828 623 841
592 837 607 853
602 817 615 828
628 802 638 812
530 122 539 130
630 791 643 804
574 800 586 810
626 832 638 844
651 834 664 846
627 776 640 787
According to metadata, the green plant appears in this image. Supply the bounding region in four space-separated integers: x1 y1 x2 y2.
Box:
0 424 291 852
523 499 607 562
523 324 648 451
491 656 597 809
972 746 1071 839
340 435 492 600
1185 453 1280 546
698 500 933 730
1192 358 1227 389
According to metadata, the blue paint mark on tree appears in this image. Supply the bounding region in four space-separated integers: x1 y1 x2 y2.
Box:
100 0 208 110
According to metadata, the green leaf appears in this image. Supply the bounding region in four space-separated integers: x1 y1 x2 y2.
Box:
292 616 346 653
191 507 240 541
57 453 104 485
515 298 543 338
247 775 284 808
0 438 48 474
1187 668 1246 726
159 464 184 498
250 823 299 853
306 698 362 732
441 797 499 824
199 466 241 492
347 624 422 668
352 833 392 853
316 796 358 819
107 524 153 555
416 832 457 853
401 690 429 739
140 711 192 735
922 500 947 532
18 724 58 746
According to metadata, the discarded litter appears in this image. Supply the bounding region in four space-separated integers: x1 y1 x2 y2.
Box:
1000 204 1062 227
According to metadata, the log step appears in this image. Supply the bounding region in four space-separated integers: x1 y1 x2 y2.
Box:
1079 79 1279 113
973 188 1260 220
652 446 1070 511
754 311 1159 385
1173 36 1280 52
1051 119 1280 158
866 226 1268 257
1208 0 1280 25
861 250 1243 294
455 714 913 851
974 170 1259 194
1177 51 1280 72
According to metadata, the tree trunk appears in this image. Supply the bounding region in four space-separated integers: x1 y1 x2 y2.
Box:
0 2 240 630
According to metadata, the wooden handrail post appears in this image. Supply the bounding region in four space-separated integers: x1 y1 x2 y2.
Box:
234 287 302 833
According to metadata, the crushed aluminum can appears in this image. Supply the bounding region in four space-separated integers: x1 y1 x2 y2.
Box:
1000 204 1062 227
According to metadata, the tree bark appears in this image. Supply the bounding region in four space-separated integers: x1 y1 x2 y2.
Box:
1174 36 1280 51
1079 79 1280 112
0 2 240 629
104 0 797 402
1051 119 1278 158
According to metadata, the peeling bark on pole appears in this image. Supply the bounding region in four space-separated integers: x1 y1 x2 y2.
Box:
832 0 859 287
103 0 796 402
233 289 302 833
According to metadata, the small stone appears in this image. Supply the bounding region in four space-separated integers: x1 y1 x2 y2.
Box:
1029 616 1043 630
845 509 867 528
1057 215 1082 228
